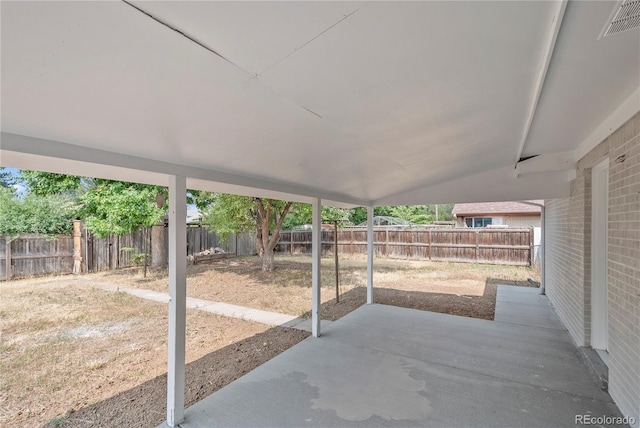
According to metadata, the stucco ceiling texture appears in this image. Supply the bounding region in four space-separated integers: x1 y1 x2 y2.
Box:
1 1 638 206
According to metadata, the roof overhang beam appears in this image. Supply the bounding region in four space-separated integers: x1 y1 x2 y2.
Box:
0 132 365 208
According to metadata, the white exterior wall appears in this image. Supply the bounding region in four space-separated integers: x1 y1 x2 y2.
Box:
545 111 640 427
504 215 540 228
455 215 540 228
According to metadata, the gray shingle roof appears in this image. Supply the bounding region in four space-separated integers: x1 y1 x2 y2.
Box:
452 201 543 216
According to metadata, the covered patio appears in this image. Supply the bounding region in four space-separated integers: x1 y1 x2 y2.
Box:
165 286 622 427
1 0 638 426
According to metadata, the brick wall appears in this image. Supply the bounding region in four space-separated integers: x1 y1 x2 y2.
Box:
545 111 639 427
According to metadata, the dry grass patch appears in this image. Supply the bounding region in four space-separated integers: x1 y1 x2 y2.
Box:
0 277 272 427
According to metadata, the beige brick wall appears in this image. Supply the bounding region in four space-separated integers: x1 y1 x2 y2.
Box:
545 111 639 427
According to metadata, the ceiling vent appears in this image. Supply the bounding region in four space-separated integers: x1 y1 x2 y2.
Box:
600 0 640 38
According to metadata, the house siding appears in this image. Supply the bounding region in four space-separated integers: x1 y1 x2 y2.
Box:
503 215 540 228
455 215 540 228
545 111 640 427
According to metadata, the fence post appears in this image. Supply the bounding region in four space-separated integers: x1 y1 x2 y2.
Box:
350 230 354 254
5 239 12 280
73 220 83 274
408 230 413 260
290 230 294 256
385 229 389 256
428 229 432 261
86 230 93 273
116 235 121 269
529 228 534 267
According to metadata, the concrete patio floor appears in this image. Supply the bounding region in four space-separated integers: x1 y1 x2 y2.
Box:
162 286 625 427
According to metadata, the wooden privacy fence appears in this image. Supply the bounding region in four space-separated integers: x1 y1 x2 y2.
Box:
1 225 256 280
0 234 74 280
278 228 534 266
86 225 256 272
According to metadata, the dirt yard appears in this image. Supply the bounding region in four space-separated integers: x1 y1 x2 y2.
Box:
1 255 538 427
89 255 538 320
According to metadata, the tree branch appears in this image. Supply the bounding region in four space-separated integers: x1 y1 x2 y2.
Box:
267 201 293 251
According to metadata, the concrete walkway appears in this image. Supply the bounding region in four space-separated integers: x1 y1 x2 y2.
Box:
77 279 331 333
159 285 626 428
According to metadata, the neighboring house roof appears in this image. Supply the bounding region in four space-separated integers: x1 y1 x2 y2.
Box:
452 201 543 216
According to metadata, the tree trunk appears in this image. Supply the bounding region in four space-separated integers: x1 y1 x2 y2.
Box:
151 192 167 268
254 199 293 272
261 248 275 272
151 224 166 267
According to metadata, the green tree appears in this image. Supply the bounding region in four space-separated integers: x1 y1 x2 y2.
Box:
0 167 16 191
348 206 396 225
283 204 351 229
390 205 433 224
0 187 74 235
431 203 455 221
78 181 165 237
20 170 83 196
202 194 293 271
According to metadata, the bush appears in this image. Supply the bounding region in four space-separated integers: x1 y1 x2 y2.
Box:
0 187 75 236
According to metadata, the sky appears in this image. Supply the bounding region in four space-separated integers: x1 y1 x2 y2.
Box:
3 167 26 196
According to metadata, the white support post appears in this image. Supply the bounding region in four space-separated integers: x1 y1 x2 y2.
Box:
167 175 187 427
539 206 546 295
367 206 374 304
311 198 322 337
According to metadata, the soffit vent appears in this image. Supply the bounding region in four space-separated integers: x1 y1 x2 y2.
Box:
600 0 640 38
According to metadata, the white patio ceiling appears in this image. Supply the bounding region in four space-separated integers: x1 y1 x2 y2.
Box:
1 1 638 207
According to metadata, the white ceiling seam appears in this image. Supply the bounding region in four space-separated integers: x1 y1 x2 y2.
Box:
256 3 367 77
128 0 373 135
515 0 568 167
121 0 254 79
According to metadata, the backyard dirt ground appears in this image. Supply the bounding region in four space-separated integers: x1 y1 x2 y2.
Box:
90 255 538 321
1 255 539 427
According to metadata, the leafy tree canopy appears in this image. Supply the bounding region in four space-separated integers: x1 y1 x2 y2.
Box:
349 204 454 225
16 170 175 237
201 193 257 241
283 204 351 229
20 170 84 197
78 181 165 238
0 167 16 191
0 187 74 235
389 205 433 224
